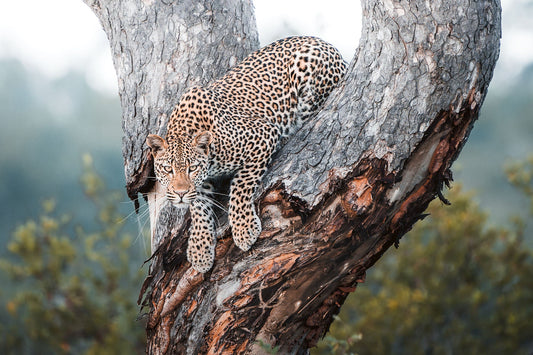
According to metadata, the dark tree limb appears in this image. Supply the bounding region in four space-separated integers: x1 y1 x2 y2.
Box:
85 0 501 354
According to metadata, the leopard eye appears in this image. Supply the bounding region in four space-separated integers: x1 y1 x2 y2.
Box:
163 166 172 173
189 165 198 173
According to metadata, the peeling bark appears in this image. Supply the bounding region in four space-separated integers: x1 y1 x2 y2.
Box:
85 0 501 354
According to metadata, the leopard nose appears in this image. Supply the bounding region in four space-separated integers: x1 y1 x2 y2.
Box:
175 189 188 198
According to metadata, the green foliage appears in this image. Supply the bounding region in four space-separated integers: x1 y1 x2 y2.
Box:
0 155 147 354
0 58 123 251
314 159 533 355
507 155 533 214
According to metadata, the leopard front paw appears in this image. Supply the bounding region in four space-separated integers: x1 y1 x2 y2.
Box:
187 229 216 273
231 209 261 251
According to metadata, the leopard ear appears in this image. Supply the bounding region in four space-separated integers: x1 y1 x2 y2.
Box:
146 134 168 157
193 131 212 155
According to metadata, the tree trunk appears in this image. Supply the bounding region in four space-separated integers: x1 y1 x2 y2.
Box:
85 0 501 354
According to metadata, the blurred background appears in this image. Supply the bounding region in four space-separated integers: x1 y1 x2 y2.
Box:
0 0 531 354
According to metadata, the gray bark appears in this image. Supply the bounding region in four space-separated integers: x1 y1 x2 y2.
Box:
85 0 501 354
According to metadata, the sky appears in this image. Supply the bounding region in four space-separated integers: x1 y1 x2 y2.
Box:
1 0 531 96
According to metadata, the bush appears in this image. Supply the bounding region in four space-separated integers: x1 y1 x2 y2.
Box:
0 155 147 354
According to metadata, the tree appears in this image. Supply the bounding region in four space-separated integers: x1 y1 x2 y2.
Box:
83 0 501 353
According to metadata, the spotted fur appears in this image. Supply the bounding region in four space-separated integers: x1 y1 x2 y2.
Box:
147 36 346 272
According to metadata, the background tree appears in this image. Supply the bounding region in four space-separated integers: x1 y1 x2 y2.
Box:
83 0 501 353
0 156 146 354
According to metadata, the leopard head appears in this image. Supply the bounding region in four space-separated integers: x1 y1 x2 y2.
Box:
146 131 212 207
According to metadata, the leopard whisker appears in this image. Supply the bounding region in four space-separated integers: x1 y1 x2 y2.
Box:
202 190 230 198
196 195 228 213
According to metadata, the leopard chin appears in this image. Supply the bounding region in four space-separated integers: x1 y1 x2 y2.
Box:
171 201 190 209
167 195 193 208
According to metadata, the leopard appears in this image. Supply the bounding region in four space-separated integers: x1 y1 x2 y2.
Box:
146 36 346 273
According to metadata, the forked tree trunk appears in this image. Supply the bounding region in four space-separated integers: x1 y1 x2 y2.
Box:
84 0 501 354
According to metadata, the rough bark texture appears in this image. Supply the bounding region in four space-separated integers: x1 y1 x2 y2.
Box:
86 0 501 354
